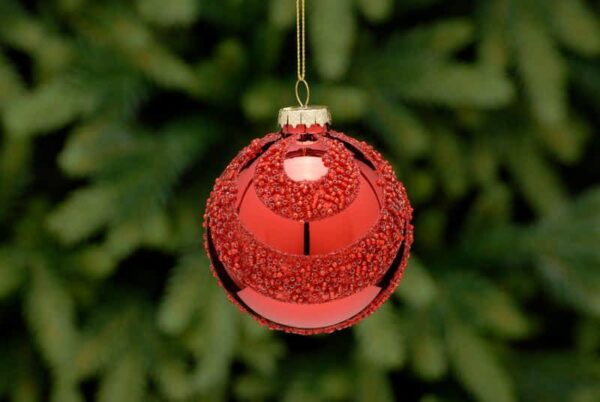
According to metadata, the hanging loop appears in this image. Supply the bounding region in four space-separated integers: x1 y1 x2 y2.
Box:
295 0 310 107
295 79 310 108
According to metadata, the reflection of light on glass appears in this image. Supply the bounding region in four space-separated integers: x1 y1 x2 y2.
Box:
238 286 381 329
284 156 328 181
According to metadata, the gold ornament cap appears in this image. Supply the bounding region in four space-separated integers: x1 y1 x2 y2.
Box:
278 106 332 128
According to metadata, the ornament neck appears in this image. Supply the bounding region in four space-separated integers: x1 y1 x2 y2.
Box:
278 106 331 135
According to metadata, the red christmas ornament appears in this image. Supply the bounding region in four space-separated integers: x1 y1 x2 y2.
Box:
203 106 413 335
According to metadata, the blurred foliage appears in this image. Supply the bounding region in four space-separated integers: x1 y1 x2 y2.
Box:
0 0 599 401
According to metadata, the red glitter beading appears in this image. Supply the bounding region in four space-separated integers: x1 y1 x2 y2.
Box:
254 135 360 221
203 127 413 335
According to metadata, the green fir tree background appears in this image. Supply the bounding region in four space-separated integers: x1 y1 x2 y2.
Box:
1 0 599 401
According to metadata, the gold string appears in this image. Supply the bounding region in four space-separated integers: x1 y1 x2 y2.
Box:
295 0 310 107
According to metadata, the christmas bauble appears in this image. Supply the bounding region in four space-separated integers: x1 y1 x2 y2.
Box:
204 106 413 335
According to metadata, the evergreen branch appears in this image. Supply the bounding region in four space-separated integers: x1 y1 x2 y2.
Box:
24 260 79 377
74 301 142 380
157 252 212 335
445 316 517 402
354 303 406 370
97 351 146 402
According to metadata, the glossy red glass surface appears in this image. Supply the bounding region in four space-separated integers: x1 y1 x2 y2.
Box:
204 123 413 334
